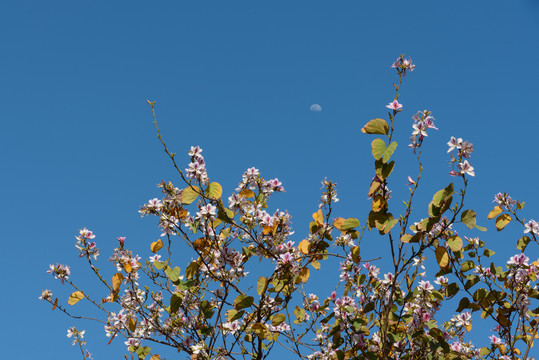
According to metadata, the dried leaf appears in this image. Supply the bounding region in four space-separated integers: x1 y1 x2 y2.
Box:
298 239 310 255
112 272 124 293
151 239 164 253
68 291 85 305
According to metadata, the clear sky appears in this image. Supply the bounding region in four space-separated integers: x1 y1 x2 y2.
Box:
2 1 539 359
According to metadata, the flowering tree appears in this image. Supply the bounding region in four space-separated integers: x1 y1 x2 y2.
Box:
41 56 539 360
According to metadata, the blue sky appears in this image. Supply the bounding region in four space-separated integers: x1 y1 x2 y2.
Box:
2 1 539 358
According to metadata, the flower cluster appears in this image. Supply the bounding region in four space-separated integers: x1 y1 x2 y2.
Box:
75 228 99 260
67 326 86 346
186 145 209 185
447 136 475 176
47 263 71 284
38 289 53 301
409 110 438 149
42 56 539 360
391 55 415 75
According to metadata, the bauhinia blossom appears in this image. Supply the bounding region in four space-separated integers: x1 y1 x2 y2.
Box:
386 100 403 111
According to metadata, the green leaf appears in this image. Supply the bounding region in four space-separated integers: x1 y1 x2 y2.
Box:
136 346 151 360
294 306 305 321
382 141 398 163
226 309 244 321
180 186 200 205
461 210 477 229
361 118 389 135
428 183 454 217
341 218 360 231
461 260 475 272
447 282 459 298
206 182 223 199
432 183 455 207
517 236 531 251
375 160 395 181
170 293 183 313
234 295 254 310
456 297 470 312
164 266 181 282
200 300 215 319
401 234 413 243
153 261 167 270
483 248 495 257
464 275 480 290
218 208 236 224
272 313 286 326
447 235 463 252
371 139 387 160
185 261 199 279
257 276 268 296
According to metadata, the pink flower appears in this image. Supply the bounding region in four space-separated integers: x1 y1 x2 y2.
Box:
407 176 415 185
489 335 503 345
117 237 125 246
524 219 539 235
457 160 475 176
507 253 529 267
417 280 434 293
447 136 462 153
386 100 403 111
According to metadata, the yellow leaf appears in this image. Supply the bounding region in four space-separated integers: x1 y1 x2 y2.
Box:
150 356 161 360
495 214 512 231
311 260 320 270
193 237 212 254
239 189 255 198
333 218 345 231
312 209 324 226
272 221 279 236
361 118 389 135
52 298 58 310
351 246 361 264
123 261 132 273
368 180 381 198
296 267 310 284
262 226 272 235
129 317 136 331
68 291 85 305
180 185 200 205
372 195 385 212
172 207 188 219
298 239 310 255
435 246 449 269
206 182 223 199
251 323 268 339
466 324 472 332
151 238 164 253
112 273 124 293
488 206 503 219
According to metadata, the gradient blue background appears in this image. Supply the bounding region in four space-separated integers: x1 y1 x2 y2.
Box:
2 1 539 358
